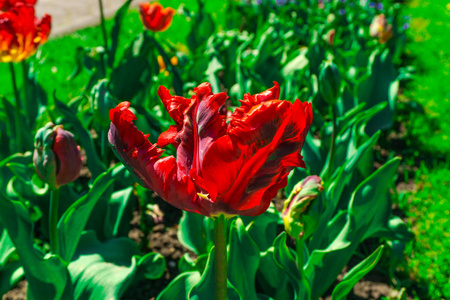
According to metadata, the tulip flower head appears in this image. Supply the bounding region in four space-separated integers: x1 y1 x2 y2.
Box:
282 176 324 239
139 2 175 32
33 123 82 189
0 0 37 11
109 82 313 218
0 3 51 63
370 14 393 44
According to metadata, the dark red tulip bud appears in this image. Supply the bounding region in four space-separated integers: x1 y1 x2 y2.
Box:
33 123 81 189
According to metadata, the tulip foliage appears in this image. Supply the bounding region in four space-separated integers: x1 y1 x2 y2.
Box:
0 0 413 299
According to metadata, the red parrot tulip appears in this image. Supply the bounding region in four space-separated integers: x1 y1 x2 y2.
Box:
139 2 175 32
109 82 313 217
0 3 51 63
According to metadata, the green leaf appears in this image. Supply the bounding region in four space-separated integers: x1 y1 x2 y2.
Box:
256 234 298 300
228 218 260 300
205 55 224 93
108 0 133 68
272 233 304 298
0 192 73 300
356 49 398 134
156 271 201 300
241 205 280 252
57 168 116 262
305 158 401 299
0 260 24 296
109 56 151 100
68 231 164 300
103 187 134 239
178 211 213 255
282 48 309 76
189 246 241 300
331 245 384 300
136 252 166 280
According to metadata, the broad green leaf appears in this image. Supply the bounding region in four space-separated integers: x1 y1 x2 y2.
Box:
241 204 280 252
136 252 166 280
331 245 384 300
156 271 201 300
68 231 164 300
306 158 401 299
57 168 115 262
103 187 134 239
0 192 73 300
189 246 241 300
0 260 24 296
256 234 299 300
178 211 213 255
228 218 260 300
356 49 398 134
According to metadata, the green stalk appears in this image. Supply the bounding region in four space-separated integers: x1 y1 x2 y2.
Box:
21 61 28 104
49 188 60 255
214 214 227 300
9 63 22 152
98 0 108 77
327 105 337 179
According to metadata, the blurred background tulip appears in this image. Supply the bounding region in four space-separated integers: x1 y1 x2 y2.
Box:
139 2 175 32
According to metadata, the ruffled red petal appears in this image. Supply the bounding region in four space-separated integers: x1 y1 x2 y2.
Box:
109 82 313 218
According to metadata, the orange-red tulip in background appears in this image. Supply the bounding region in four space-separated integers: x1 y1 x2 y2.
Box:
0 2 51 63
139 2 175 32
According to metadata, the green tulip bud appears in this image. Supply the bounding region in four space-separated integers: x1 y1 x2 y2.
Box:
90 79 115 129
319 60 341 105
282 176 324 239
33 123 82 189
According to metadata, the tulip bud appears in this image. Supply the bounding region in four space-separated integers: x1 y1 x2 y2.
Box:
326 29 335 46
33 123 82 189
90 79 115 129
282 176 324 239
319 60 341 105
370 14 393 44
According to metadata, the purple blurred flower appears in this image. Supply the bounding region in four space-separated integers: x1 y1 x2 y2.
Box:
275 0 287 5
368 2 376 8
403 23 410 30
376 2 383 10
339 8 345 15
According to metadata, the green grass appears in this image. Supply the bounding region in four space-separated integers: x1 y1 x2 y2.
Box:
402 0 450 154
0 0 227 101
399 165 450 299
397 1 450 298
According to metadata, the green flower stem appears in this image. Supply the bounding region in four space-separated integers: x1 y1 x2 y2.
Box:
296 237 312 300
49 187 60 255
98 0 108 77
327 105 337 179
21 61 28 104
9 63 22 152
214 214 227 300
